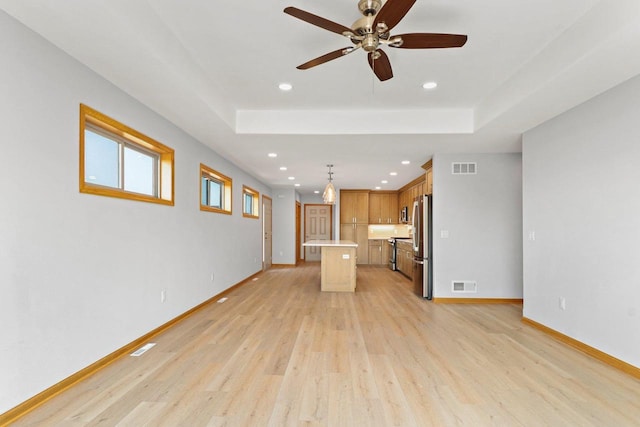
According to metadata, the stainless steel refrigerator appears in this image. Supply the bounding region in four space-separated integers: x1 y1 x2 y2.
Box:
411 194 433 299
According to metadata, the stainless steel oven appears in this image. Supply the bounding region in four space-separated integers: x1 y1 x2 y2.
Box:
387 238 397 270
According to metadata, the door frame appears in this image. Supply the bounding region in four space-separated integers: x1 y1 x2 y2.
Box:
262 195 272 271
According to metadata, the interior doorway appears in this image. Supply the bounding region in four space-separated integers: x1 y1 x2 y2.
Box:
304 204 332 262
263 195 272 271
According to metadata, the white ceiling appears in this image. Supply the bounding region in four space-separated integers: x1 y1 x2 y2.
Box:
2 0 640 194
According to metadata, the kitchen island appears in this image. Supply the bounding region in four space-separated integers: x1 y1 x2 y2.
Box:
302 240 358 292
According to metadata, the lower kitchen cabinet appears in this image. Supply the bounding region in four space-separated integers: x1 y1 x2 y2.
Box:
368 239 389 266
396 241 414 280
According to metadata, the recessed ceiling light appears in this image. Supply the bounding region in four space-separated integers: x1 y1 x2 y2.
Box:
381 180 388 184
422 81 438 90
389 172 397 176
279 83 293 91
279 166 287 171
314 190 320 194
268 153 277 158
375 186 381 190
288 176 295 180
294 183 300 187
402 160 410 165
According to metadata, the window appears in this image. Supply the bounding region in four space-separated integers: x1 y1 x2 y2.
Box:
79 104 174 205
200 163 232 214
242 185 260 219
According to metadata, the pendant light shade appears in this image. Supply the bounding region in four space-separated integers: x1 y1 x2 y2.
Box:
323 164 336 204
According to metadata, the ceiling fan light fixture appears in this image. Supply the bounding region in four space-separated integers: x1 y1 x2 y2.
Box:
323 164 337 204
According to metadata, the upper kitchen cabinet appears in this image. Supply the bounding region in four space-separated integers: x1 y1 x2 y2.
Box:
397 175 426 223
422 159 433 195
340 190 369 224
369 192 399 224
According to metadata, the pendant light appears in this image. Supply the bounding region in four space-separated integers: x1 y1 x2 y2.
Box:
323 164 336 204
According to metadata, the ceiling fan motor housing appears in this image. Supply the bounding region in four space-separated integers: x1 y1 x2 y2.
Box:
358 0 382 16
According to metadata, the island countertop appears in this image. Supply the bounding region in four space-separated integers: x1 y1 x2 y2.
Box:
303 240 358 248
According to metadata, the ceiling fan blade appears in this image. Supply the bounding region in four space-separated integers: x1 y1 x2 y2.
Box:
284 7 354 37
367 50 393 81
373 0 416 33
390 33 468 49
297 47 356 70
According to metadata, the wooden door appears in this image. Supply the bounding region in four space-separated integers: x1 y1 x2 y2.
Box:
305 204 332 262
262 195 272 271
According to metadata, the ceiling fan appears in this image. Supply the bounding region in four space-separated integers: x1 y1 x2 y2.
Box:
284 0 467 81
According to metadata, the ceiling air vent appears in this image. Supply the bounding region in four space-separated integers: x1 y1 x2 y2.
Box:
452 281 477 293
452 162 477 175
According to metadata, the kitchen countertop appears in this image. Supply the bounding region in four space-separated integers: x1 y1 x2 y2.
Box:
303 240 358 247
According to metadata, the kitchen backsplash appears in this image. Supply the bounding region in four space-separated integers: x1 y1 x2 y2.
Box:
368 224 412 239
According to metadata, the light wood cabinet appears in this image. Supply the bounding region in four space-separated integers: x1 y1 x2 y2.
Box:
340 190 370 264
340 191 369 224
320 246 356 292
426 168 433 195
396 240 414 280
397 176 425 224
369 192 399 224
368 239 389 265
340 223 368 265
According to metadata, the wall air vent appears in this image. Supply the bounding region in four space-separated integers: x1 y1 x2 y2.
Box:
130 343 156 357
452 162 477 175
452 281 477 293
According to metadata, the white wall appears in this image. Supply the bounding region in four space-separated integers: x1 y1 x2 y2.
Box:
271 188 297 264
523 74 640 368
433 154 523 298
0 12 269 413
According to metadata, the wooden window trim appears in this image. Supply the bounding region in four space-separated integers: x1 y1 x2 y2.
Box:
79 104 174 205
200 163 232 215
242 185 260 219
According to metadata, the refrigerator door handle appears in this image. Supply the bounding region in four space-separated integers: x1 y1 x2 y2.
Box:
412 200 420 253
413 259 424 265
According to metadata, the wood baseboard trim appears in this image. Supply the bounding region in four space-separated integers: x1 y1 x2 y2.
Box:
271 263 297 268
0 271 261 426
433 298 524 304
522 317 640 380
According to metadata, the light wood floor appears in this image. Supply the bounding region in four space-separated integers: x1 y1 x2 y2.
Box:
12 264 640 426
